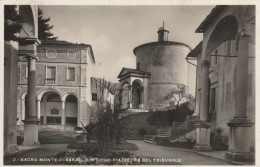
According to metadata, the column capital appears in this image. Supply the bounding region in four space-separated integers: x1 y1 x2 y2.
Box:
236 29 250 41
19 37 41 46
201 60 210 67
18 37 40 59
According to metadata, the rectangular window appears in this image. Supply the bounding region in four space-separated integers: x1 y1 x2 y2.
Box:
46 116 61 124
225 82 231 101
247 74 253 97
227 41 231 56
40 116 44 125
213 50 218 65
25 65 28 79
92 93 97 101
46 66 56 84
210 88 216 114
67 67 75 81
137 62 140 70
66 117 77 125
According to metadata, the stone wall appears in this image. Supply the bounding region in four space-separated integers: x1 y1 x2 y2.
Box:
4 41 19 154
135 44 190 109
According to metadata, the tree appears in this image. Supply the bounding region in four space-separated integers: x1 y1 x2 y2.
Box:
4 5 22 41
165 84 191 108
38 8 57 40
93 78 124 154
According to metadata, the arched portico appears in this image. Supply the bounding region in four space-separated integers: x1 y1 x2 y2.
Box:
195 6 255 160
40 91 62 126
120 81 131 109
64 94 78 127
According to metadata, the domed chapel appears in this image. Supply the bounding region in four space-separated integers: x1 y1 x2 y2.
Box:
118 23 191 111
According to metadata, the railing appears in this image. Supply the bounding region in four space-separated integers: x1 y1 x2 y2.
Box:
46 79 56 85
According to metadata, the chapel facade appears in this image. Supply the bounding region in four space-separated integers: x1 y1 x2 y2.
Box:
17 40 95 131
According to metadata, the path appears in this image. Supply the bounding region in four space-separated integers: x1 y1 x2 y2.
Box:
128 140 234 165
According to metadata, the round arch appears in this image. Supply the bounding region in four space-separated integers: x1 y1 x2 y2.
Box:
61 93 79 102
37 89 62 101
21 92 28 100
121 80 130 88
132 79 143 87
205 15 238 58
19 6 36 38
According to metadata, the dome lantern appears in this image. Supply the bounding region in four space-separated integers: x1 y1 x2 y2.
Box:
157 21 170 42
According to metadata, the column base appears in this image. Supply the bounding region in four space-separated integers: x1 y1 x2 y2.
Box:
193 122 213 152
226 118 254 161
128 102 132 109
21 142 41 148
225 151 254 161
193 144 212 152
5 144 19 155
23 123 40 146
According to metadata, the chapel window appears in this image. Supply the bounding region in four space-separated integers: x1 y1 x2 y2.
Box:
67 67 75 81
46 66 56 84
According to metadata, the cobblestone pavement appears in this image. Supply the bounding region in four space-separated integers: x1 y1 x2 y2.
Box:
128 140 234 165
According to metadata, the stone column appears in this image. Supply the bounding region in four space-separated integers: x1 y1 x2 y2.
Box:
37 99 41 120
22 56 40 146
43 99 47 125
193 60 212 152
225 31 254 161
19 38 40 147
61 100 66 126
140 87 144 109
128 85 133 108
21 99 25 124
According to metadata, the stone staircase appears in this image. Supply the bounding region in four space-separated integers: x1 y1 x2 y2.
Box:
144 127 171 144
157 128 171 137
144 116 199 144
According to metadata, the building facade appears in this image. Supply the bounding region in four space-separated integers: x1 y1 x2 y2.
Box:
17 40 95 131
187 5 255 161
90 77 116 122
118 24 191 111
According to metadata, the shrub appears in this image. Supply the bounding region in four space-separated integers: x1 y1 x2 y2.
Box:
147 102 194 127
210 128 228 151
138 128 146 136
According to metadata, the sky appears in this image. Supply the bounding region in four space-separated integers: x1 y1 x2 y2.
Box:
40 5 214 90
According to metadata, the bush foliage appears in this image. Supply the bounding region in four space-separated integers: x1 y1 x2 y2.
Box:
147 102 194 127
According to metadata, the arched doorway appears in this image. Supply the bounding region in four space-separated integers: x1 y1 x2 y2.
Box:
65 95 78 126
40 91 62 126
120 81 130 109
132 80 143 109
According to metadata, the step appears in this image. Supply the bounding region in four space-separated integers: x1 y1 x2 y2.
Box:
156 135 170 138
144 139 154 144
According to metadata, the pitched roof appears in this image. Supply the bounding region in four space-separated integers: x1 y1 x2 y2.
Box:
40 39 90 47
186 41 202 58
117 67 150 79
195 6 226 33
